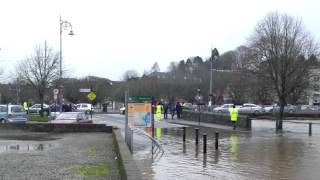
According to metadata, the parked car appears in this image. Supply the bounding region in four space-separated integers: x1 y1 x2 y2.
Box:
264 104 297 113
0 105 27 123
76 103 93 113
50 112 92 124
120 106 125 115
213 104 235 113
182 103 193 110
27 104 50 116
238 103 265 114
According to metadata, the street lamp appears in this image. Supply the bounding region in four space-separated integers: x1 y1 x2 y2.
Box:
209 48 219 111
59 15 74 112
195 87 202 125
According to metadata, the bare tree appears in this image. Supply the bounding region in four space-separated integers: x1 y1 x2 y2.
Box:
123 69 139 81
245 12 319 130
16 41 59 116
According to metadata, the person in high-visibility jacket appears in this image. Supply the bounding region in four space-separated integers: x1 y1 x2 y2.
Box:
156 103 162 122
229 105 238 130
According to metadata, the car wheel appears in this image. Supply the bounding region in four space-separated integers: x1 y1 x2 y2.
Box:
218 110 222 113
0 119 4 123
254 110 259 115
43 111 49 116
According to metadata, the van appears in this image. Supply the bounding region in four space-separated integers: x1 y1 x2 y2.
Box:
76 103 92 113
0 105 28 123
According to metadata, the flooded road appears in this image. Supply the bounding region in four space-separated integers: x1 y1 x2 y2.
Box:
96 114 320 180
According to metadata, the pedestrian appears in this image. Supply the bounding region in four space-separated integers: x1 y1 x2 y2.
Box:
229 105 238 130
171 103 175 119
176 102 182 119
163 102 169 119
156 102 162 122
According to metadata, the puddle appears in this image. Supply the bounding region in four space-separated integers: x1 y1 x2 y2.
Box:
0 143 52 153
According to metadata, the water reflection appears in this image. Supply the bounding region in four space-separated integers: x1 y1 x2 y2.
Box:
0 143 50 153
230 133 238 160
156 128 161 140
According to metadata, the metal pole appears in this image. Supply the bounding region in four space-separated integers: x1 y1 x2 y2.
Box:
309 123 312 136
125 91 128 144
183 127 186 142
195 128 199 145
203 134 207 154
59 15 63 113
151 97 155 139
215 131 219 150
198 103 200 125
209 49 213 107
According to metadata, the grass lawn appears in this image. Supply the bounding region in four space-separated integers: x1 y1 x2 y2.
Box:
28 115 50 122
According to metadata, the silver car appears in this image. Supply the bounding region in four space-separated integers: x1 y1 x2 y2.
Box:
213 104 234 113
0 105 27 123
238 103 265 114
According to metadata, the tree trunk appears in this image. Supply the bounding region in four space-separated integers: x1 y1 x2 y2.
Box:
39 93 44 117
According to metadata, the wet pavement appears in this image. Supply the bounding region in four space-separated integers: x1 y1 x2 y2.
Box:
96 114 320 180
0 131 120 180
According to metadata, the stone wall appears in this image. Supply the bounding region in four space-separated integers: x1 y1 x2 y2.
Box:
182 110 252 129
0 124 113 133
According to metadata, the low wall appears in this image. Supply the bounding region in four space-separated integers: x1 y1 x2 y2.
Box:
113 129 143 180
0 124 113 133
182 110 252 129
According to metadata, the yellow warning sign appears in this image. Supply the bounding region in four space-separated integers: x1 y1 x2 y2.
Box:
87 91 96 101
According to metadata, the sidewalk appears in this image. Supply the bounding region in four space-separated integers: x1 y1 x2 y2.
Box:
165 117 251 132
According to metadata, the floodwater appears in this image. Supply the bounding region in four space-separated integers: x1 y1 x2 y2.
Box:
132 120 320 180
0 133 57 153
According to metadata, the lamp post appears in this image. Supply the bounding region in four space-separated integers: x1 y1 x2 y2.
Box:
209 48 219 111
59 15 74 112
195 87 202 125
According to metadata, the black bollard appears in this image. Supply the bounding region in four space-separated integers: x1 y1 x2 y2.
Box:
215 131 219 150
183 127 186 142
309 123 312 136
195 128 199 145
203 134 207 154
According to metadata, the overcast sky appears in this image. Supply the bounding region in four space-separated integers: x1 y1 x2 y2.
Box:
0 0 319 81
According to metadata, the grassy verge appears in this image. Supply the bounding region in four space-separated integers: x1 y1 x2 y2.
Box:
71 163 110 177
28 115 50 122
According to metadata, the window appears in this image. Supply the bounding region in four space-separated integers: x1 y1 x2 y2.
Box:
11 106 25 112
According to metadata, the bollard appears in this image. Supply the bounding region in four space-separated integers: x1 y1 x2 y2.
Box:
183 127 186 142
203 134 207 154
195 128 199 145
309 123 312 136
215 131 219 150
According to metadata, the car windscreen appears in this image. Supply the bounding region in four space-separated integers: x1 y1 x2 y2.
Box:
56 113 78 120
11 106 25 112
0 106 7 112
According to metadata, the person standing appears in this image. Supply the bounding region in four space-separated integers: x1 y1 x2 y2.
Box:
156 102 162 122
229 105 238 130
163 102 169 119
176 102 182 119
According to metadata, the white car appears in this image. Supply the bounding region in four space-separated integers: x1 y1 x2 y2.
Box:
76 103 93 113
119 107 125 115
238 103 265 114
213 104 235 113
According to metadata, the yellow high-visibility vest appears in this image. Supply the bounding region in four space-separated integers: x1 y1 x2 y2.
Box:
230 108 238 121
156 105 162 114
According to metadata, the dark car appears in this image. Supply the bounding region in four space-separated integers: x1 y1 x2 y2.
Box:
27 104 50 116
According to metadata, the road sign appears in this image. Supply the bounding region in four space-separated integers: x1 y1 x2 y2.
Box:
53 89 59 95
79 88 91 93
87 91 96 101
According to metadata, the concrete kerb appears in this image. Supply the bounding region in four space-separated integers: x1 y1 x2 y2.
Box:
113 128 143 180
0 123 113 133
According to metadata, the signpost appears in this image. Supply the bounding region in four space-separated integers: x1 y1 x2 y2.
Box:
87 91 96 119
125 95 153 152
